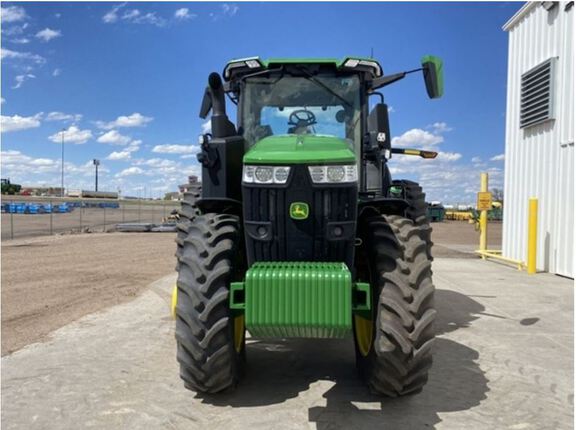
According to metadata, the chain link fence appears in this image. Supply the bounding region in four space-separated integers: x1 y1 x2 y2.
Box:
1 196 180 241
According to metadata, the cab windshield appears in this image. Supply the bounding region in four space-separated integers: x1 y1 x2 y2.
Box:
241 74 362 150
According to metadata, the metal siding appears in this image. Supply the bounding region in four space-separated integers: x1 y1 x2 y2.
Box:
503 2 574 277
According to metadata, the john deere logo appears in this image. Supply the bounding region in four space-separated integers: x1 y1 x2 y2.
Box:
290 202 309 220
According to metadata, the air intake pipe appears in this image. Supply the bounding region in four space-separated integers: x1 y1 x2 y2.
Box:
199 72 236 138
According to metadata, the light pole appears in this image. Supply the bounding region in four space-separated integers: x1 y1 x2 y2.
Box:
93 159 100 192
61 128 66 197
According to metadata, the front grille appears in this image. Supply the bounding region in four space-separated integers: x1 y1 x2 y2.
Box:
243 165 357 270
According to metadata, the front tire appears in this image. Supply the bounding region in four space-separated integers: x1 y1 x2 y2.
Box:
175 213 245 393
355 215 436 396
175 184 203 270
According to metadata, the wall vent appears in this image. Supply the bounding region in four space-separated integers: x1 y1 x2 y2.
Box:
520 58 555 128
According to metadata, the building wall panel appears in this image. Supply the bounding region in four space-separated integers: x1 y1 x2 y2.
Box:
503 2 574 277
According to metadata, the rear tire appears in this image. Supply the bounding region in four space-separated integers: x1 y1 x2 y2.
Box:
175 213 245 393
355 214 436 396
391 179 433 260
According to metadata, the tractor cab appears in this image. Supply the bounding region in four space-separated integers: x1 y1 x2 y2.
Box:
197 56 443 204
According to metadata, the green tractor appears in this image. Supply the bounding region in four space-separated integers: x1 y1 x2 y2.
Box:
174 56 443 396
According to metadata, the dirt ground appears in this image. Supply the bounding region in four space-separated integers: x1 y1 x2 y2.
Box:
430 220 502 258
1 232 178 355
0 220 501 356
1 203 178 241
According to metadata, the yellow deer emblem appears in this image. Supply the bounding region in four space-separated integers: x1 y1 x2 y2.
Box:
290 202 309 220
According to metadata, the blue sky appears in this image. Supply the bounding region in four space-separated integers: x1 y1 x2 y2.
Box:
1 1 520 202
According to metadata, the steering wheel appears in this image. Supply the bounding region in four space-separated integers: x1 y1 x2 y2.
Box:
288 109 317 128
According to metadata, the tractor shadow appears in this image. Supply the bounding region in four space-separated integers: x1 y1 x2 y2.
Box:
199 289 489 429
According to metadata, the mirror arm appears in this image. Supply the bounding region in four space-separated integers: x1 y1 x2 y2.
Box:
368 91 385 104
370 68 423 91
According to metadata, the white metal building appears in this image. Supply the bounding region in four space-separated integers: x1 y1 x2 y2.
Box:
502 1 574 278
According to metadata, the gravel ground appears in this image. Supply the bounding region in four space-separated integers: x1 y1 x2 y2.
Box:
1 232 178 355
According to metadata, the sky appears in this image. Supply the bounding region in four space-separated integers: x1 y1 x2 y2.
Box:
1 1 520 202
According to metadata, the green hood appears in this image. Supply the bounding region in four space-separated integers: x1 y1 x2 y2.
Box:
243 135 356 165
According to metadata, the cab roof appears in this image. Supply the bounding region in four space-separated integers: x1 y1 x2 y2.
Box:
223 56 383 80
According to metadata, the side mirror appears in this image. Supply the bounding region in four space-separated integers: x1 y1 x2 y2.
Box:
421 55 444 99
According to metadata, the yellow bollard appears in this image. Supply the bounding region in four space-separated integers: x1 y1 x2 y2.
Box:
527 198 538 274
479 173 488 253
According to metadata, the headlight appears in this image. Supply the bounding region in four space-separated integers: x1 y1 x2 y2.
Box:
255 166 273 183
308 165 358 184
274 167 290 183
243 165 291 184
327 166 345 182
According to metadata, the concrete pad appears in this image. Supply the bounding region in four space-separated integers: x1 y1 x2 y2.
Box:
2 258 573 430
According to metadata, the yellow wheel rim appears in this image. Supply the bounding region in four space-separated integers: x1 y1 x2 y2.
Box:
171 285 178 319
233 315 245 353
354 315 374 357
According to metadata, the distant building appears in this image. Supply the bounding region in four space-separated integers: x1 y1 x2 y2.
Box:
164 191 181 201
502 2 574 277
19 186 64 197
67 190 119 199
178 175 200 193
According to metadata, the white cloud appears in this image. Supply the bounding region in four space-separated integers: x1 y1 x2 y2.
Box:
1 22 29 37
106 139 141 160
1 97 5 104
35 28 62 42
1 6 27 23
388 105 395 114
122 9 140 20
45 112 82 123
386 158 505 205
11 37 30 44
103 4 166 27
52 68 61 77
471 156 482 163
152 144 199 154
436 152 462 162
130 11 166 26
136 158 178 168
201 120 211 134
221 3 239 16
0 48 45 64
97 130 133 145
175 8 195 20
107 150 132 161
391 128 444 149
1 149 114 191
12 74 35 89
13 74 34 88
116 166 144 177
48 125 93 144
491 154 505 161
1 113 42 133
97 112 153 129
102 3 126 23
1 150 57 171
429 122 453 133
